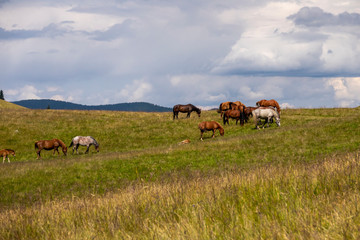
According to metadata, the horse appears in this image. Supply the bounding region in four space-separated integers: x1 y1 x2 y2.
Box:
252 108 280 129
198 121 224 141
223 107 246 126
35 139 67 159
244 106 258 121
69 136 100 154
0 149 15 163
173 104 201 120
256 99 281 114
217 101 234 117
231 101 246 109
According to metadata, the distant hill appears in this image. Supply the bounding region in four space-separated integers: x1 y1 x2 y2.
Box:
0 99 27 109
12 99 172 112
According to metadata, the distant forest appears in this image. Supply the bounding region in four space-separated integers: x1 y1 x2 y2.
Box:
12 99 172 112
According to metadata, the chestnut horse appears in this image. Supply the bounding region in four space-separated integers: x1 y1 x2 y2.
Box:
35 138 67 159
198 121 224 141
231 101 246 109
217 101 233 117
223 107 246 126
0 149 15 163
256 99 281 114
173 104 201 120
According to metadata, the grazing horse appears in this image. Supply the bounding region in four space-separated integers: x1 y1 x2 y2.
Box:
198 121 224 141
223 107 246 126
256 99 281 114
244 106 258 121
252 108 280 129
69 136 100 154
35 139 67 159
217 101 234 117
0 149 15 163
231 101 246 109
173 104 201 120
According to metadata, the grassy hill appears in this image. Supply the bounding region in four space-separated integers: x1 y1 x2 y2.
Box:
0 99 27 109
0 108 360 239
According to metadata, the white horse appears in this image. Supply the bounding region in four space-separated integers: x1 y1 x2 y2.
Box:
252 108 280 129
69 136 100 154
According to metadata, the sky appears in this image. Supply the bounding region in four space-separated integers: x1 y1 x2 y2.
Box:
1 0 360 109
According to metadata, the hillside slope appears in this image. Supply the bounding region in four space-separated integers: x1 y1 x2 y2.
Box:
12 99 172 112
0 99 27 109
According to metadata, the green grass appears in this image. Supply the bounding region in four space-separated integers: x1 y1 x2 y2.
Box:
1 107 360 239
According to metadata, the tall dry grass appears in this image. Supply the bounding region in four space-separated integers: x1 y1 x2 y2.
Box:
1 152 360 239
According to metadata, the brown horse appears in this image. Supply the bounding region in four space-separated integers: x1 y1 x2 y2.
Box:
244 106 258 121
173 104 201 120
231 101 246 109
217 101 234 117
0 149 15 163
256 99 281 114
223 107 246 126
35 139 67 159
198 121 224 141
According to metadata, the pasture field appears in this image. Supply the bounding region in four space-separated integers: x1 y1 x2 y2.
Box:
1 106 360 239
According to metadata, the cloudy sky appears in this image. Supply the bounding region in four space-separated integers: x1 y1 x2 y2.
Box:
1 0 360 108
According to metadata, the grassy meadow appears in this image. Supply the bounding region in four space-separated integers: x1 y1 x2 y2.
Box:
1 104 360 239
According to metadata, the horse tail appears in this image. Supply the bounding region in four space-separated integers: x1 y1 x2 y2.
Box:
69 140 73 148
240 106 245 126
274 101 281 114
223 111 227 125
217 103 222 113
35 142 38 150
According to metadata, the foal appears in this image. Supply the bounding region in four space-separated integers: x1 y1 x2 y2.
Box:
0 149 15 163
198 121 224 141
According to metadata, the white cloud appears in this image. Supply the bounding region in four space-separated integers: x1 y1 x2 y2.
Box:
118 79 152 102
50 95 65 101
281 102 296 109
326 77 360 107
8 85 41 100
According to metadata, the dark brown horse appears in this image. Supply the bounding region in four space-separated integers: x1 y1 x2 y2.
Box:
35 139 67 159
198 121 224 141
173 104 201 120
223 107 246 126
244 106 258 121
0 149 15 163
217 101 233 117
256 99 281 114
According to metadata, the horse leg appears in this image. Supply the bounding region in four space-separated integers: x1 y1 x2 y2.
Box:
54 147 60 155
37 150 41 159
76 144 79 154
200 130 204 141
187 112 190 118
212 129 215 138
85 145 90 154
7 156 10 163
2 155 5 164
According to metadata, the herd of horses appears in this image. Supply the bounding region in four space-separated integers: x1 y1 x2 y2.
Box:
1 136 100 163
1 99 280 163
173 99 281 141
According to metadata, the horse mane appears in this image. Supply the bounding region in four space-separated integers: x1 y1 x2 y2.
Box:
89 136 99 146
55 139 67 148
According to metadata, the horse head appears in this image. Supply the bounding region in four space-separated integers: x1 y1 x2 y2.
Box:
62 146 68 156
196 108 201 117
219 127 225 136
